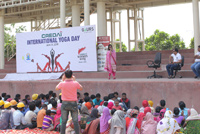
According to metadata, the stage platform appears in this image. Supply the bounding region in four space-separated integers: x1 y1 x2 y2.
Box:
0 78 199 112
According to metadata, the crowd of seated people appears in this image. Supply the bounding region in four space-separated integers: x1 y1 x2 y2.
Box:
0 91 199 134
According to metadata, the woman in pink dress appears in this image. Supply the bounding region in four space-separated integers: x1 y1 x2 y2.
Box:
105 44 116 79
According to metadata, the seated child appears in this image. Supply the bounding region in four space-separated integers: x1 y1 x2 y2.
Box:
112 99 123 110
42 110 54 131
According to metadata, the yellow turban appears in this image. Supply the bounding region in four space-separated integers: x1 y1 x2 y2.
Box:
148 100 153 107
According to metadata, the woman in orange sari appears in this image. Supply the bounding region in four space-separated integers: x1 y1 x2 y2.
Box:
105 44 116 79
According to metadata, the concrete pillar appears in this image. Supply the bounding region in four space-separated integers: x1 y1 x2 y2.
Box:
134 8 138 51
119 12 122 52
0 14 4 69
97 1 106 36
192 0 200 54
142 9 145 51
110 10 113 45
84 0 90 26
127 9 130 51
60 0 66 28
72 5 80 27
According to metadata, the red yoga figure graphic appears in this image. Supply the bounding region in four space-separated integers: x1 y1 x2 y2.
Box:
41 54 52 72
36 49 71 73
54 53 64 72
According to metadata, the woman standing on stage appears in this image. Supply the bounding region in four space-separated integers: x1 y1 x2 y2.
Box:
105 44 116 79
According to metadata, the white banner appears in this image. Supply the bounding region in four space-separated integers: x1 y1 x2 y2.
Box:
16 25 97 73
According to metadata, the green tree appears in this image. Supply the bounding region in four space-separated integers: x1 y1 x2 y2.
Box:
115 39 127 52
145 29 186 51
190 37 194 49
4 23 26 57
131 42 144 51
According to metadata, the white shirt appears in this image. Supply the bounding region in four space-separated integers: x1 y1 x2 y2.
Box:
13 110 27 126
47 104 52 110
171 53 181 62
195 52 200 62
25 111 37 124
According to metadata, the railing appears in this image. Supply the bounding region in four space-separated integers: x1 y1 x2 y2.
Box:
33 6 97 31
0 0 50 9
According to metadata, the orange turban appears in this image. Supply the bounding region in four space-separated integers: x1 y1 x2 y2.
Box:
85 102 92 110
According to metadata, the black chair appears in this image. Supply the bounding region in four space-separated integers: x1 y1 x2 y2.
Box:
146 52 162 79
173 56 184 78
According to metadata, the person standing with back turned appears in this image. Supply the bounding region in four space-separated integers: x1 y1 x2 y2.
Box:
56 70 83 134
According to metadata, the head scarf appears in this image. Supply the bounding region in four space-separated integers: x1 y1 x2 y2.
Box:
85 102 92 110
81 105 90 116
148 100 153 107
110 110 126 134
57 103 62 110
107 102 114 110
157 110 180 134
143 112 157 125
127 118 137 134
86 108 99 123
6 98 12 102
94 105 99 109
100 107 111 133
158 109 166 122
137 112 145 127
53 109 61 129
97 105 104 115
142 100 148 108
125 109 132 118
130 109 139 117
186 108 200 121
144 107 151 115
141 112 157 134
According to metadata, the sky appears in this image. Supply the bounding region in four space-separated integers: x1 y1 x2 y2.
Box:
9 3 194 49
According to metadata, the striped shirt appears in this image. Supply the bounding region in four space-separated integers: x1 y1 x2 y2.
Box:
42 115 53 129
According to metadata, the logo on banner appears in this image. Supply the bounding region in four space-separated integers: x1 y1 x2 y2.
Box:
81 27 94 33
36 49 70 73
78 47 88 63
41 31 62 38
22 53 34 63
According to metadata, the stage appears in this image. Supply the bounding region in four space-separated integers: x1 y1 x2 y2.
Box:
0 77 199 112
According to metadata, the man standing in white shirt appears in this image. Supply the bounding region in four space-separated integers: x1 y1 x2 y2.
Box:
191 45 200 78
166 48 182 78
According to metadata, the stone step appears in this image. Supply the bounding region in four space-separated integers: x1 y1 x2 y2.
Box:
117 58 194 66
116 49 194 56
0 69 16 73
4 64 16 69
116 64 192 71
116 53 194 60
73 70 194 79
